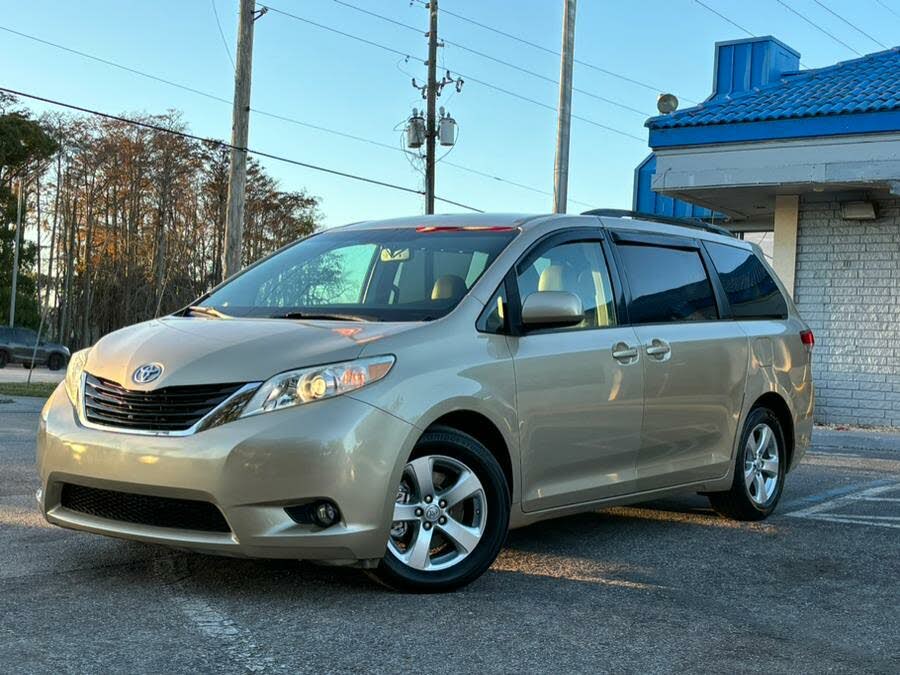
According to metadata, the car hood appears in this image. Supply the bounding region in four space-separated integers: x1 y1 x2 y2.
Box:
84 316 419 390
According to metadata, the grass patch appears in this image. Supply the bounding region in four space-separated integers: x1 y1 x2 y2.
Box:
0 382 60 399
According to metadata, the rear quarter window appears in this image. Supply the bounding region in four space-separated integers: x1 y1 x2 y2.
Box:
705 242 788 319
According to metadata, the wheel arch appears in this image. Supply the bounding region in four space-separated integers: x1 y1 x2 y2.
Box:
751 392 796 471
423 410 515 504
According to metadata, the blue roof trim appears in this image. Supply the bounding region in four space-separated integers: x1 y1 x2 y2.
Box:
646 45 900 145
633 153 725 221
649 109 900 148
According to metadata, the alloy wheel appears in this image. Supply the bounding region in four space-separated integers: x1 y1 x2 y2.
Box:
388 455 487 572
743 423 780 507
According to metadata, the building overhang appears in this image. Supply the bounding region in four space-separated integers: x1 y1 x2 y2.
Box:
650 132 900 226
649 111 900 148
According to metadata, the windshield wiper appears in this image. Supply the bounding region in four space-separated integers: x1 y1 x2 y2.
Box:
186 305 230 319
276 311 370 322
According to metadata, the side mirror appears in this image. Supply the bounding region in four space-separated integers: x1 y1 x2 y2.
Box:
521 291 583 328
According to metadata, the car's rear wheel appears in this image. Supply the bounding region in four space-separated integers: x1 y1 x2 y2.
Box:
707 407 786 521
0 351 8 368
48 353 64 371
370 427 509 592
22 361 34 369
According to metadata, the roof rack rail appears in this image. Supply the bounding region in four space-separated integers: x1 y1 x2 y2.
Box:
581 208 735 238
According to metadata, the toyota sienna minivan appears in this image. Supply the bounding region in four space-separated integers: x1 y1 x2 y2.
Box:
37 212 814 591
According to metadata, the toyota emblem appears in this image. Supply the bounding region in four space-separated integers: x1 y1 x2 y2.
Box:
132 363 164 385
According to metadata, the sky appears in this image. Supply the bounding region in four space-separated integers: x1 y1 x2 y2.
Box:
2 0 898 228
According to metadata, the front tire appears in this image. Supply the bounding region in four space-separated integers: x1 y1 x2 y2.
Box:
708 407 787 521
48 353 64 371
0 351 8 368
370 427 510 592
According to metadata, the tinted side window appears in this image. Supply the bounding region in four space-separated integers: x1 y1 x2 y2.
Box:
618 244 718 324
14 328 37 345
705 242 788 319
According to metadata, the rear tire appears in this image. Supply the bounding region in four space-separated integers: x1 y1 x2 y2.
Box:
708 407 787 521
48 353 64 371
369 426 510 593
22 361 34 369
0 351 8 368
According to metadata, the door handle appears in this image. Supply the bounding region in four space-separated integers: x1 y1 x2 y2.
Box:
645 338 671 360
612 343 639 363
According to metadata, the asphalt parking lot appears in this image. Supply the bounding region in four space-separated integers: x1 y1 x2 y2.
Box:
2 396 898 674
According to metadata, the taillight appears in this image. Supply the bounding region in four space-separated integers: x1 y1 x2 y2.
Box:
800 329 815 349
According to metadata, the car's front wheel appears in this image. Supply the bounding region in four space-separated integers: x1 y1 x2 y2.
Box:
370 427 509 592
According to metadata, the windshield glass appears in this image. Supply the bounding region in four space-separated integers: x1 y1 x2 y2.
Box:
198 227 518 321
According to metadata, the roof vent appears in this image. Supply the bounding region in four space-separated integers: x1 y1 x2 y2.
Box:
711 36 800 101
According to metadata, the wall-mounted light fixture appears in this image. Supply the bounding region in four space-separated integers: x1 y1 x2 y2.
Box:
840 201 877 220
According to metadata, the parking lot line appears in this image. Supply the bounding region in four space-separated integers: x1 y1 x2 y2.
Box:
784 481 900 530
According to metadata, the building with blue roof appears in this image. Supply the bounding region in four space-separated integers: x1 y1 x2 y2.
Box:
635 37 900 427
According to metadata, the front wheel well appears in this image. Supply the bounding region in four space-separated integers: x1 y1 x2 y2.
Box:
424 411 514 500
751 392 795 470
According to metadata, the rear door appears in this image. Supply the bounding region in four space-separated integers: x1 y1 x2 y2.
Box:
611 232 749 490
14 328 45 364
505 230 644 511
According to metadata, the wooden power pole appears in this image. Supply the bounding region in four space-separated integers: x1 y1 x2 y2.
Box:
553 0 577 214
424 0 439 215
223 0 260 280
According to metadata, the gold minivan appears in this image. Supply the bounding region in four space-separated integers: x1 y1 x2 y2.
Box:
37 213 814 591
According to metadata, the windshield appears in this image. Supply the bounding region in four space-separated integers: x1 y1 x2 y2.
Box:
198 227 518 321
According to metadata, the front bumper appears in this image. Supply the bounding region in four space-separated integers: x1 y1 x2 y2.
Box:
37 386 417 563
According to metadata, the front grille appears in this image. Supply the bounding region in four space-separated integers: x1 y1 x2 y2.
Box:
60 483 231 533
83 373 245 432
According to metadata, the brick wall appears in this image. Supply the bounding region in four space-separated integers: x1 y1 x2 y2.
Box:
793 195 900 427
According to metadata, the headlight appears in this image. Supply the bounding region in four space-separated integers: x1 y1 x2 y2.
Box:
239 355 395 418
64 348 90 409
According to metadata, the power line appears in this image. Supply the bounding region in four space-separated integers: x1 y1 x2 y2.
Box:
0 85 484 212
693 0 755 37
809 0 887 50
691 1 812 69
408 0 698 105
262 5 646 142
875 0 900 22
327 0 651 117
210 0 236 70
441 40 650 117
773 0 862 56
449 70 645 141
0 25 567 206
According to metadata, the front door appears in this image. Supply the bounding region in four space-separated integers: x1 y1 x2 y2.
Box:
613 237 748 490
510 233 644 512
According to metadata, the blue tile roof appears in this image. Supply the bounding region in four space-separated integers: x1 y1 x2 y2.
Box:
648 47 900 130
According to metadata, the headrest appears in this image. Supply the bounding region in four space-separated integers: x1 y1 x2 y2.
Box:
538 265 566 292
431 274 468 301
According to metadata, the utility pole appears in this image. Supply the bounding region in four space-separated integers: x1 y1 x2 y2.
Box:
553 0 577 214
8 178 23 327
223 0 265 280
424 0 439 215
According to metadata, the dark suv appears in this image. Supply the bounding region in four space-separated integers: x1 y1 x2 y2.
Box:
0 327 70 370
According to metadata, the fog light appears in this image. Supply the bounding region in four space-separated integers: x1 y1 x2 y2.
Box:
313 501 339 528
284 500 341 528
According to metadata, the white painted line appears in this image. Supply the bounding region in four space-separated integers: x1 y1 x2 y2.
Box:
784 481 900 530
848 496 900 503
789 514 900 530
151 556 276 673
